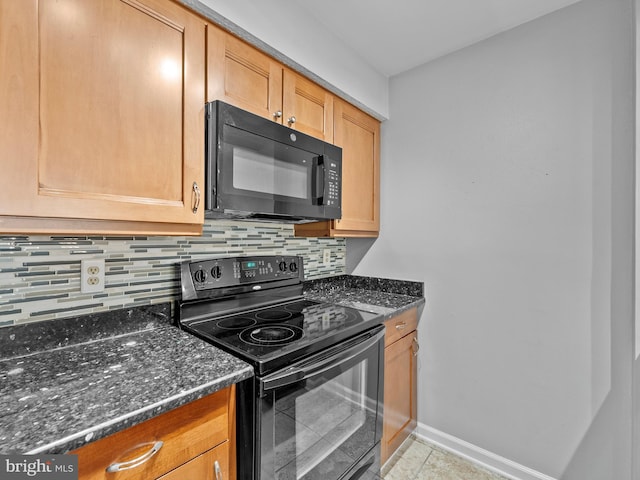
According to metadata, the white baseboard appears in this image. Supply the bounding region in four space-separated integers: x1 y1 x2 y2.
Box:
415 423 558 480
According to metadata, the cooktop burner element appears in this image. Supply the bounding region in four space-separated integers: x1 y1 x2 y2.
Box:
178 255 382 375
255 309 293 321
216 317 256 329
240 325 304 346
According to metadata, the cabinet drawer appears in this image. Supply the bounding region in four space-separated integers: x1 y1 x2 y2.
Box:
73 386 233 480
158 441 229 480
384 308 418 347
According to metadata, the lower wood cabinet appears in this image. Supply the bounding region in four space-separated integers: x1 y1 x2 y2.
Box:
72 385 235 480
158 442 229 480
382 308 419 464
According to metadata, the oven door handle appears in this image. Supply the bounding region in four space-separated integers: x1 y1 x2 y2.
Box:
260 326 384 394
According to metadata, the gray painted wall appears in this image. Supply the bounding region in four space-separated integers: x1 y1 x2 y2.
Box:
351 0 635 478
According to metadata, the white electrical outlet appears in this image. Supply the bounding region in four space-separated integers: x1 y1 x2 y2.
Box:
81 259 105 293
322 249 331 264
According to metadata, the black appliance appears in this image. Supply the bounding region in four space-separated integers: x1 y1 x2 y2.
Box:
178 255 384 480
205 100 342 223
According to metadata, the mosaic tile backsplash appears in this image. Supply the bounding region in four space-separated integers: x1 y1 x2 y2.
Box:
0 220 345 327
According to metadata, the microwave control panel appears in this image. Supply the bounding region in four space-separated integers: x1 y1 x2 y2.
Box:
325 160 341 207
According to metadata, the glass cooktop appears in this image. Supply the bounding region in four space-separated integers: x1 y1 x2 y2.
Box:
183 299 381 375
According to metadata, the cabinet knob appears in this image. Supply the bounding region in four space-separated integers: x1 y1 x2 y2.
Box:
192 181 201 214
214 460 223 480
287 116 296 125
273 110 283 119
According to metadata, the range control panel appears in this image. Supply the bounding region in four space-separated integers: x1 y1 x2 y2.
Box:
188 255 303 290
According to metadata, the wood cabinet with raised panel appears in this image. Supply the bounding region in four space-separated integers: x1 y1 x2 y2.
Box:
73 386 235 480
158 442 229 480
207 28 283 123
381 308 419 464
295 98 380 237
0 0 205 235
207 27 334 142
282 69 334 142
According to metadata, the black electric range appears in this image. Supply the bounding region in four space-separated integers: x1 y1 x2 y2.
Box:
177 255 385 480
177 255 381 375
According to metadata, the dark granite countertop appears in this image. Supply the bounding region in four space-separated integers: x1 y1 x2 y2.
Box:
0 275 424 456
304 274 426 319
0 304 253 455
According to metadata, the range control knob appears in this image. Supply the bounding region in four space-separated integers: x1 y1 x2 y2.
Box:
289 262 298 272
193 269 207 283
211 266 222 279
279 261 287 272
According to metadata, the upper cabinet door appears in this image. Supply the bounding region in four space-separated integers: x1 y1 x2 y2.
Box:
0 0 205 234
207 30 333 142
207 27 283 122
294 98 380 238
283 69 334 143
332 98 380 235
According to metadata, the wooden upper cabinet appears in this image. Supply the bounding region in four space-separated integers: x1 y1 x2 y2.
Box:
207 27 333 142
295 98 380 237
207 27 283 122
0 0 205 235
282 69 333 142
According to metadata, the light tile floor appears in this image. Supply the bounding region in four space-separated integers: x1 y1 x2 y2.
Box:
382 436 512 480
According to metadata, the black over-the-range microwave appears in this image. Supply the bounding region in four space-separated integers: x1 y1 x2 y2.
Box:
205 100 342 223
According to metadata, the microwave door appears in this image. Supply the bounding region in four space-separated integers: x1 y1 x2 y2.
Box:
205 100 342 221
216 124 320 213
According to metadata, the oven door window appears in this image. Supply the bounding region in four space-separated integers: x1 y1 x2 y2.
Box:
259 331 383 480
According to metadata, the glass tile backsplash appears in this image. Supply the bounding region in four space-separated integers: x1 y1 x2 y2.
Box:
0 220 345 327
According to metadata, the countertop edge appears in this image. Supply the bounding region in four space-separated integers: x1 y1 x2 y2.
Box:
28 365 253 455
379 298 426 321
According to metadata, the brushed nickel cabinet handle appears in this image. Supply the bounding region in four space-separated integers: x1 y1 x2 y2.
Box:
412 336 420 357
274 110 283 119
214 460 223 479
287 115 296 125
105 441 163 472
395 321 407 331
192 181 201 214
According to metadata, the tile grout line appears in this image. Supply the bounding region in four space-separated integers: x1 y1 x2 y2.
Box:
411 446 434 480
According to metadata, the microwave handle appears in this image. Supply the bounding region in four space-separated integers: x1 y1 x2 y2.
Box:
311 155 325 205
260 326 384 394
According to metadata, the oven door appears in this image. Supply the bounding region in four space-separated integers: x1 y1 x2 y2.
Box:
256 326 385 480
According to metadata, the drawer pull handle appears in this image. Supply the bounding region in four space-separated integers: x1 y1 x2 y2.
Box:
214 460 223 479
412 337 420 357
105 440 163 472
395 322 407 330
